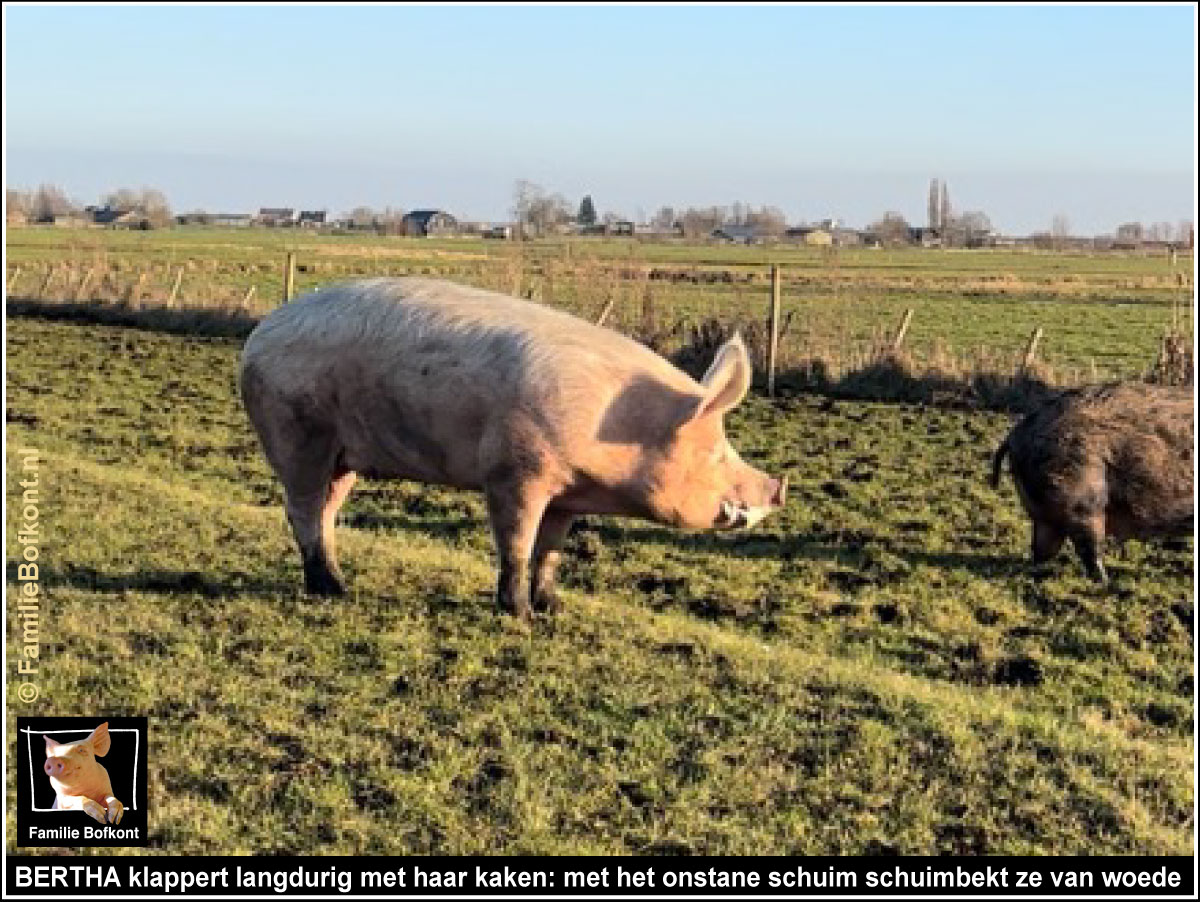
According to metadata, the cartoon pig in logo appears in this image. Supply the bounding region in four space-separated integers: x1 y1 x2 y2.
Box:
43 722 124 825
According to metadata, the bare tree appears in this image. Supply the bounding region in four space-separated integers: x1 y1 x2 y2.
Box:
650 206 677 231
6 188 33 222
1147 222 1173 243
870 211 912 246
745 205 788 238
1051 213 1071 248
1115 222 1144 246
30 184 75 222
678 206 726 240
1175 220 1194 248
103 187 173 228
346 206 379 230
511 179 570 237
938 182 952 243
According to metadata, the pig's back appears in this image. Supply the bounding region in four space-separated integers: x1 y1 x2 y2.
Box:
243 277 698 397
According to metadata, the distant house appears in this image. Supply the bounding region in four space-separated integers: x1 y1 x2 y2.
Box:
87 206 148 229
296 210 326 228
711 224 762 244
785 226 833 247
212 213 252 228
482 224 514 240
636 223 684 239
401 209 458 237
908 226 940 247
606 220 635 237
256 207 295 227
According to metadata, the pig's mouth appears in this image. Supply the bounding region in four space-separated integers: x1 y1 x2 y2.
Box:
716 477 787 529
717 501 772 529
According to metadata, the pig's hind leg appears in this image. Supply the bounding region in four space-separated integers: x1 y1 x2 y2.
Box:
273 425 354 596
531 509 575 615
484 483 548 622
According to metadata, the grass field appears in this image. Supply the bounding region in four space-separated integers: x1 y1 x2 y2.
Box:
5 311 1192 856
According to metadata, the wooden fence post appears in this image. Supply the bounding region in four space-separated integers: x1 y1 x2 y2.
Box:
891 308 914 352
167 267 184 307
242 284 257 309
1021 326 1043 372
283 252 296 302
595 293 617 327
74 267 96 302
767 264 782 397
6 266 22 295
38 265 59 300
126 271 148 305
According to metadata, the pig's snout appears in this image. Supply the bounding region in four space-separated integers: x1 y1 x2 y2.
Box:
44 758 65 777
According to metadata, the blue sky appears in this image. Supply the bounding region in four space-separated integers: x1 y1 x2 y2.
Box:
4 3 1195 234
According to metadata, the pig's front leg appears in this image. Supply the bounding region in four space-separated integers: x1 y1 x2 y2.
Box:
484 483 549 622
81 798 108 824
105 795 125 824
531 509 575 615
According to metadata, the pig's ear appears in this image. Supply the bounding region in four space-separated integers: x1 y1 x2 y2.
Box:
87 722 111 757
697 334 752 418
43 734 59 755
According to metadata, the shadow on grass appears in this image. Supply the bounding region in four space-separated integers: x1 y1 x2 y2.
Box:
14 561 296 598
7 297 258 340
341 510 481 542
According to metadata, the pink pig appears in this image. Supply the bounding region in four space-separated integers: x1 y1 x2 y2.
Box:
43 723 124 825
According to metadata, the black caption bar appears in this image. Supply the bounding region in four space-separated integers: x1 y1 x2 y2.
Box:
5 856 1194 898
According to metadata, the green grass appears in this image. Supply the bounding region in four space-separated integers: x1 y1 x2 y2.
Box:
5 315 1192 856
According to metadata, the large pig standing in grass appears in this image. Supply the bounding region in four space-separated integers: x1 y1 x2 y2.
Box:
240 277 786 619
991 381 1193 582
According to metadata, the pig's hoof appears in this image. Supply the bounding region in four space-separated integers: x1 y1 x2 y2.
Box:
107 799 125 824
303 566 347 597
82 800 107 824
497 594 533 623
532 589 562 616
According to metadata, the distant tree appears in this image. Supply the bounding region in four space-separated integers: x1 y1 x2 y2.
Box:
103 187 173 228
1051 213 1071 248
1147 221 1173 243
378 207 406 235
952 210 993 247
576 195 597 227
30 184 75 222
927 178 941 233
679 206 726 240
650 206 677 231
6 188 33 222
1115 222 1144 246
870 211 912 246
938 182 952 242
745 205 788 238
347 206 379 230
512 179 570 237
1175 220 1194 248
